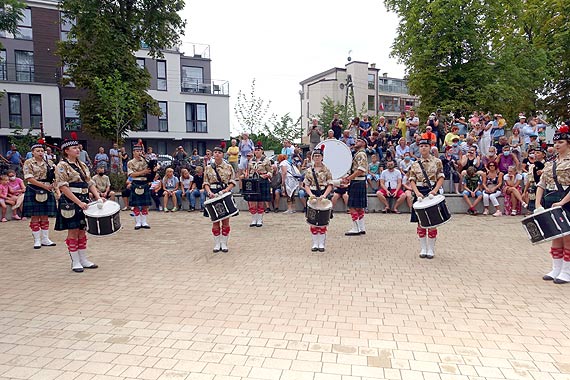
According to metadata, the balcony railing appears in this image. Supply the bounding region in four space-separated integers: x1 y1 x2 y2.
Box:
181 79 229 95
379 84 409 94
0 62 59 84
181 42 210 59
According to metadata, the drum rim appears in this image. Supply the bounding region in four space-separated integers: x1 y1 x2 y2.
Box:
307 199 333 211
521 206 564 221
204 191 232 205
209 209 239 223
412 194 446 209
418 215 452 229
84 200 121 217
86 225 123 237
316 140 352 180
527 229 570 245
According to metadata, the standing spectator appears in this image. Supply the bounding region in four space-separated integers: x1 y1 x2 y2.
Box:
5 144 23 175
92 166 115 201
227 139 239 173
376 160 406 214
280 139 294 164
172 145 187 162
120 147 129 173
278 154 299 214
435 109 448 148
78 144 91 167
509 127 523 158
395 111 407 138
492 114 507 144
405 109 419 142
479 115 493 155
462 166 483 215
348 117 360 139
359 115 372 137
307 118 323 151
175 168 193 210
425 113 439 147
238 133 254 171
519 115 536 151
454 116 469 137
330 113 343 139
94 147 109 171
109 143 120 174
162 167 179 212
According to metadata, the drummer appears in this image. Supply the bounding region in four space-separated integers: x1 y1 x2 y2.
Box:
244 142 272 227
204 146 237 253
303 145 333 252
408 139 445 259
343 136 368 235
127 145 152 230
55 137 101 273
22 140 57 249
535 125 570 284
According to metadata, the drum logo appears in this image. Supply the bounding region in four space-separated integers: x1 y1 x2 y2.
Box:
307 208 317 221
524 221 541 241
214 203 227 217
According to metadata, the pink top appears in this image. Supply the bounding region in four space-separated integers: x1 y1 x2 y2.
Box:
0 183 8 199
7 178 24 195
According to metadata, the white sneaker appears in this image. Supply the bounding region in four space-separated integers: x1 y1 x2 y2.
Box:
493 210 502 217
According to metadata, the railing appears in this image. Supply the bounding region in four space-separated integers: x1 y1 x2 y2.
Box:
181 79 229 95
181 42 210 59
378 84 409 94
0 62 59 84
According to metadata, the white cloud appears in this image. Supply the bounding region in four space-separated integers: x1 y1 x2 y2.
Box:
181 0 405 133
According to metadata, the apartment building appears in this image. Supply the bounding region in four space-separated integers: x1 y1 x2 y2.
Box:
299 61 418 144
0 0 230 156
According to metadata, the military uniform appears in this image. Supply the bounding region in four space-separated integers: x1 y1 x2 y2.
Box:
55 159 93 231
304 162 333 251
244 157 272 202
345 147 368 236
127 155 152 230
537 157 570 210
22 158 57 217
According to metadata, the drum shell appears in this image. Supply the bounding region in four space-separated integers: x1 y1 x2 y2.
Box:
84 201 122 236
521 206 570 244
306 202 332 226
413 195 451 228
204 192 239 222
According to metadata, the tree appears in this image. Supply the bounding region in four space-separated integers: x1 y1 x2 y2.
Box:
0 0 25 48
9 127 38 157
58 0 185 140
234 79 274 135
264 113 302 144
317 97 349 134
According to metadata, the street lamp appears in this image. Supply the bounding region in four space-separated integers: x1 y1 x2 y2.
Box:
299 89 304 145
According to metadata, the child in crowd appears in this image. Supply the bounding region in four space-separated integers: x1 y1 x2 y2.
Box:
367 154 381 191
6 170 25 220
0 175 16 222
150 173 163 211
462 166 483 215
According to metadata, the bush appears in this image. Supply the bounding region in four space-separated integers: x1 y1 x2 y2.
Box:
109 172 127 192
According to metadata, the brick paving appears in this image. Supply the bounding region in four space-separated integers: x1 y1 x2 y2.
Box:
0 211 569 380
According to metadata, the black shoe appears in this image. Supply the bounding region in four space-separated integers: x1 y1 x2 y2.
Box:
249 223 256 227
419 253 427 259
83 263 98 269
256 224 263 227
553 278 569 284
265 208 270 213
311 247 318 252
134 226 141 230
221 248 228 253
142 225 151 229
318 247 325 252
72 267 84 273
330 210 334 219
542 275 555 281
303 207 307 213
274 208 279 213
359 231 366 235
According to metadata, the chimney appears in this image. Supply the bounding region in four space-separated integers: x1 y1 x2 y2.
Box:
370 63 376 68
383 73 388 77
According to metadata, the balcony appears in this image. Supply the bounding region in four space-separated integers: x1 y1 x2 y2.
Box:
0 62 59 84
181 79 229 95
378 83 409 94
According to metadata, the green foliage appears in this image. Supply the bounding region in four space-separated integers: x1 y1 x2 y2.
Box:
248 132 282 154
317 97 349 133
0 0 25 49
264 113 302 145
109 172 127 192
234 79 275 134
9 127 38 156
58 0 185 138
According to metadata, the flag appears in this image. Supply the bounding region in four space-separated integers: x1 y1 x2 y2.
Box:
379 102 384 111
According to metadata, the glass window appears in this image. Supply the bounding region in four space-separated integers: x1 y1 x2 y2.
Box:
139 112 147 131
368 74 375 90
64 99 81 131
15 50 34 82
157 60 167 91
60 12 75 41
13 8 32 40
185 103 207 133
8 94 21 128
29 94 42 129
367 95 375 111
0 50 6 80
157 141 167 155
158 102 168 131
136 58 145 70
181 66 203 92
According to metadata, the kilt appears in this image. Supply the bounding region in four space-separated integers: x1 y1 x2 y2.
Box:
410 186 432 223
245 179 271 202
55 193 89 231
22 185 57 217
347 180 367 209
129 180 152 207
544 190 570 212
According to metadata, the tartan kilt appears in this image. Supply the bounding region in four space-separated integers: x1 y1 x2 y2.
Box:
22 185 57 217
347 180 367 209
129 181 152 207
55 194 88 231
410 186 432 223
244 179 271 202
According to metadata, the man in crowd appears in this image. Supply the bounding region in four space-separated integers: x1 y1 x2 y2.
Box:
78 144 91 166
406 109 419 142
5 144 23 174
93 166 116 201
281 140 294 164
340 129 355 150
330 113 343 140
109 143 120 174
307 118 323 151
376 160 407 214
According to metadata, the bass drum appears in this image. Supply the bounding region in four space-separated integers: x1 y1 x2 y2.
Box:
315 140 352 180
84 200 122 236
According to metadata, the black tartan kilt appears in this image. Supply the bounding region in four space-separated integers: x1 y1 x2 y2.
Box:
347 180 367 209
22 185 57 217
410 186 432 223
244 179 271 202
129 181 152 207
55 194 88 231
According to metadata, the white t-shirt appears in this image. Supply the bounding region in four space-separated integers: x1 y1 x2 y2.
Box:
504 173 522 184
380 169 402 189
180 175 193 190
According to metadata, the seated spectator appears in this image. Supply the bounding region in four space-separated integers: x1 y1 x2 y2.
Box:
459 147 482 182
376 161 406 214
527 133 540 152
444 125 460 147
0 174 16 222
340 129 355 149
6 169 25 220
481 146 498 169
388 126 402 147
366 131 382 159
162 167 179 212
409 134 421 160
150 173 163 211
401 173 414 210
366 154 381 191
496 145 519 174
503 165 527 216
482 162 503 216
189 165 205 211
270 163 282 212
440 148 461 194
421 125 437 146
399 153 413 173
175 168 193 211
509 127 523 158
301 151 313 172
190 149 202 167
494 135 509 157
395 137 409 164
92 166 116 201
121 176 132 211
462 166 483 215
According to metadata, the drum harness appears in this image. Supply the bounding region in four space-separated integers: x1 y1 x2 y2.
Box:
311 168 321 194
417 160 433 192
549 161 570 199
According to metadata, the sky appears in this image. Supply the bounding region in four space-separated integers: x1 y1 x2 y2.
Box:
181 0 406 133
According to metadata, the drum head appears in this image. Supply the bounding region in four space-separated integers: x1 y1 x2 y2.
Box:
308 198 332 211
316 140 352 180
413 194 445 210
84 200 120 217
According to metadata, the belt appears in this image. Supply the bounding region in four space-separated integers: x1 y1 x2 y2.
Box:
210 184 224 189
69 187 89 194
131 177 147 181
353 177 366 181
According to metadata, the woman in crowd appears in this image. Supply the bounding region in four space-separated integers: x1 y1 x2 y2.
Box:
94 146 109 171
204 146 237 253
127 145 152 229
22 141 57 249
149 173 163 211
190 149 202 167
479 115 493 155
269 163 282 212
482 162 504 216
54 137 100 273
496 145 519 174
6 169 25 220
509 127 523 159
503 165 527 215
278 154 299 214
176 168 193 210
535 125 570 284
303 146 333 252
189 165 205 211
243 143 272 227
395 137 409 164
162 167 179 212
121 176 132 211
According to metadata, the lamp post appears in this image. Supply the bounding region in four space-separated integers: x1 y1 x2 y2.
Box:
299 89 304 146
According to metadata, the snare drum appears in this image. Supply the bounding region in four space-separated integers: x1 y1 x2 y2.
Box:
84 200 121 236
204 192 239 222
412 194 451 228
306 198 332 226
521 206 570 244
315 140 352 180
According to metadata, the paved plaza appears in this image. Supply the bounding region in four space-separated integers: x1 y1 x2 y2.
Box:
0 211 569 380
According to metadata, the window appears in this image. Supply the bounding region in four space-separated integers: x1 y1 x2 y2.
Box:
64 99 80 131
0 50 6 80
158 102 168 131
8 94 21 128
61 63 74 87
157 141 167 155
29 95 42 129
157 60 167 90
185 103 207 133
136 58 145 70
367 95 375 111
368 74 375 90
60 12 74 41
13 8 32 40
139 112 147 131
181 66 203 92
15 50 34 82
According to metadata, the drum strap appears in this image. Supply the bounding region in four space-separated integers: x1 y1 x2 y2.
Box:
311 168 321 194
552 161 569 195
211 164 227 190
64 159 87 183
417 160 433 191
